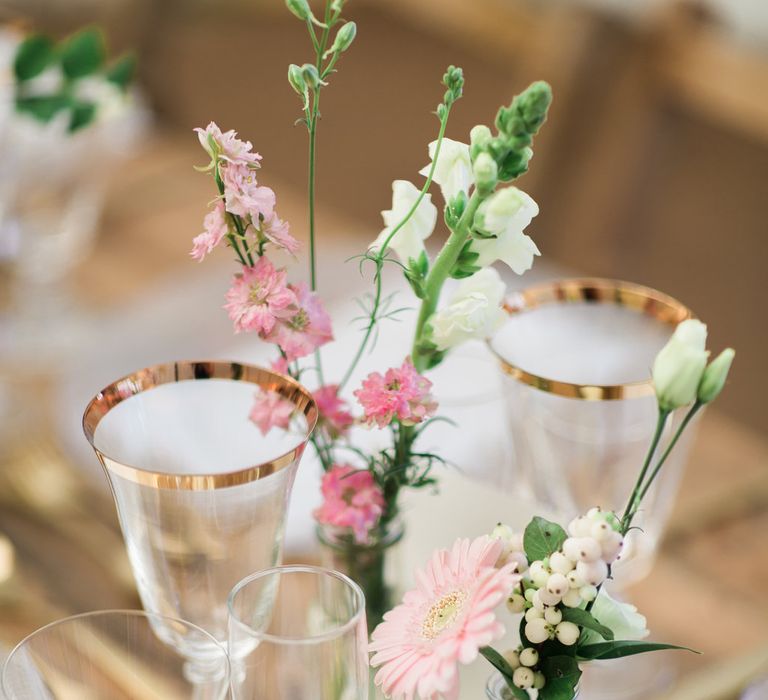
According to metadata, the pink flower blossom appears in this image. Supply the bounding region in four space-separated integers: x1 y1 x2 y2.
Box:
195 122 262 166
224 257 297 335
370 536 520 700
314 384 354 438
313 464 385 543
260 212 300 255
222 163 276 219
249 388 295 435
354 357 437 428
269 283 333 360
270 356 289 375
191 200 228 261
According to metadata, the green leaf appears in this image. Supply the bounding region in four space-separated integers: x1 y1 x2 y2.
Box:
69 100 97 132
539 655 581 700
561 608 614 641
105 53 136 90
15 94 71 122
13 34 55 81
61 28 106 79
523 516 567 562
577 640 700 661
479 648 528 700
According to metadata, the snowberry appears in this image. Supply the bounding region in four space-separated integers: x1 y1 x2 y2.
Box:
529 561 550 587
576 559 608 586
507 593 526 614
600 531 624 563
525 607 543 622
568 516 592 538
574 537 602 562
520 647 539 667
546 573 569 598
544 606 562 625
587 506 603 519
566 570 585 588
513 667 535 689
503 649 521 670
561 588 582 608
508 551 529 574
492 523 515 542
525 618 552 644
579 585 598 602
524 588 536 603
555 621 580 646
562 538 582 561
534 672 547 690
531 590 546 611
549 552 574 575
591 520 612 541
537 587 562 606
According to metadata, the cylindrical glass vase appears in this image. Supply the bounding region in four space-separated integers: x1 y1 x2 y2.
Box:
317 519 404 632
82 361 318 663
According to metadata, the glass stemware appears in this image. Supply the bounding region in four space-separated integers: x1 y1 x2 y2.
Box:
1 609 230 700
82 361 318 663
227 565 368 700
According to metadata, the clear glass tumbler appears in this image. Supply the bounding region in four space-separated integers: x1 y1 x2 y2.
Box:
82 361 318 663
228 565 368 700
489 278 696 585
1 609 230 700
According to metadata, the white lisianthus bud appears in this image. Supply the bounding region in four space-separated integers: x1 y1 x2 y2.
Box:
428 268 506 350
370 180 437 264
419 138 473 202
469 187 540 274
519 648 539 667
555 621 580 646
697 348 735 404
584 590 649 644
472 152 498 194
652 319 709 411
513 667 535 689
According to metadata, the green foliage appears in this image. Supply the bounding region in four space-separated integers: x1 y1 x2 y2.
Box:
539 655 581 700
61 28 106 79
13 34 54 81
404 252 429 299
69 100 97 132
523 516 567 562
15 95 70 122
105 54 136 89
479 648 528 700
449 239 481 279
577 641 699 661
561 608 614 641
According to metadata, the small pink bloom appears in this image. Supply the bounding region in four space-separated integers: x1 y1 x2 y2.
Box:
260 212 300 255
195 122 262 166
270 283 333 361
354 357 437 428
370 536 520 700
313 464 385 543
249 388 295 435
222 163 276 219
224 257 297 335
314 384 354 438
191 200 228 261
270 356 289 375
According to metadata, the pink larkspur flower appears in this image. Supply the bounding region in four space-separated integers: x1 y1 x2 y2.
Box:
260 212 300 255
270 356 289 375
249 388 295 435
223 257 297 335
191 200 228 261
313 464 385 543
314 384 354 438
194 122 262 166
222 163 276 219
269 282 333 361
354 357 437 428
370 536 520 700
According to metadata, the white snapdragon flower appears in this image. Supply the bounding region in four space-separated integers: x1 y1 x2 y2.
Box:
470 187 540 274
419 138 473 202
370 180 437 264
652 319 709 411
429 268 507 350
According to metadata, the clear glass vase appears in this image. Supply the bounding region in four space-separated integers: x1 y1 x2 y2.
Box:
317 518 404 632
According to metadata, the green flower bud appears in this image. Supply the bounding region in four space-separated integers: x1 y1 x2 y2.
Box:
301 63 323 90
469 124 493 158
517 80 552 133
329 21 356 54
652 319 709 411
331 0 345 12
288 63 309 108
697 348 735 403
285 0 312 21
472 152 498 194
442 65 464 105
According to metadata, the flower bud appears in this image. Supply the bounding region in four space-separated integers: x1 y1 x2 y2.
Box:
697 348 735 404
472 152 498 194
653 319 709 410
328 21 356 55
285 0 312 21
470 124 493 151
300 63 323 90
288 64 307 96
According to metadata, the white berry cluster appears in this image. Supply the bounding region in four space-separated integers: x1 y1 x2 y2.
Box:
503 646 546 693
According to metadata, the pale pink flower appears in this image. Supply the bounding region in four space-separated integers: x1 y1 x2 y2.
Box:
191 200 228 261
249 388 295 435
270 356 289 375
370 536 520 700
354 357 437 428
314 384 354 438
195 122 262 166
222 163 276 219
260 212 300 255
269 283 333 360
223 257 297 335
313 464 385 543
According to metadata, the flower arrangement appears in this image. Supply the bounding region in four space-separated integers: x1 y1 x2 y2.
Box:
370 319 735 699
190 0 550 625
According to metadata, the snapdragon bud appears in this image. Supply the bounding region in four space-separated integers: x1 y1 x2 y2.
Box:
442 65 464 105
697 348 735 403
652 319 709 410
472 152 498 195
328 21 357 55
470 124 493 159
285 0 312 21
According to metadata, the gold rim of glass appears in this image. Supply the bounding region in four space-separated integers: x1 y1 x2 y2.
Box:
82 360 318 490
488 278 693 400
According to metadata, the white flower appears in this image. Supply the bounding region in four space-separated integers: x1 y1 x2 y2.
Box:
418 138 473 202
652 319 709 410
370 180 437 264
470 187 540 274
584 590 649 644
428 268 506 350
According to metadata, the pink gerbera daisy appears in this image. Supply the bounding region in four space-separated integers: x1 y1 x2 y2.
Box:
224 257 297 335
269 282 333 360
354 357 437 428
249 388 295 435
191 200 228 261
314 384 354 438
370 536 520 700
195 122 262 166
313 464 385 543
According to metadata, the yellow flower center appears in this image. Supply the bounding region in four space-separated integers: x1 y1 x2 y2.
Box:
421 589 467 640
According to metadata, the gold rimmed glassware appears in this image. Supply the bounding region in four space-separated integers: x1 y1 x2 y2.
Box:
489 278 696 585
1 609 230 699
82 361 318 664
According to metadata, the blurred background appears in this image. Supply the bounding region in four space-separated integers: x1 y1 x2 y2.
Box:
0 0 766 698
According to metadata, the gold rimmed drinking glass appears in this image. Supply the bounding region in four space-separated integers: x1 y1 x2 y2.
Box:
82 361 318 664
1 609 230 699
489 279 696 585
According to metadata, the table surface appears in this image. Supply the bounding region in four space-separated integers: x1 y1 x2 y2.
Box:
0 137 766 699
